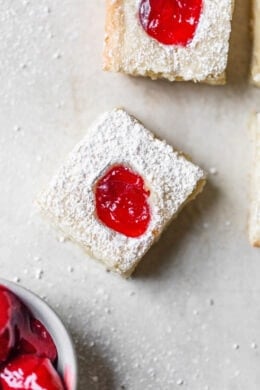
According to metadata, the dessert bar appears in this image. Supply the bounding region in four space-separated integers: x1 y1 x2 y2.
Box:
37 109 206 276
103 0 234 83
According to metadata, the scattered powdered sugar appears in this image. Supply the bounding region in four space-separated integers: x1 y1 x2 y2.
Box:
58 236 66 243
209 167 218 175
35 268 44 280
37 109 205 275
225 220 231 227
105 0 233 82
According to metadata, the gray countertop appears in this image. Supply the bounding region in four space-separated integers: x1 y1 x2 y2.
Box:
0 1 259 389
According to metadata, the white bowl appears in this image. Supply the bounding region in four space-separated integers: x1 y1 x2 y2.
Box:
0 279 78 390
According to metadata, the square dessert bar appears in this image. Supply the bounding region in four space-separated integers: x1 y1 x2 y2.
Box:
103 0 234 84
249 113 260 247
251 0 260 86
37 109 206 277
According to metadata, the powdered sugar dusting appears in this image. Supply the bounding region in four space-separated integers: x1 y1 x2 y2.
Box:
105 0 233 82
37 109 205 275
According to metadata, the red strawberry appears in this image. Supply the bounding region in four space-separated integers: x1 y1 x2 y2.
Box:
18 318 57 363
0 286 24 363
0 285 57 363
0 355 64 390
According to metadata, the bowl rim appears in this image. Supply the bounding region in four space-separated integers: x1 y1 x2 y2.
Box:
0 278 78 390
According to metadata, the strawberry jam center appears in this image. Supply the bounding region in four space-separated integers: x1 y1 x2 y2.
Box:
139 0 203 46
95 165 151 238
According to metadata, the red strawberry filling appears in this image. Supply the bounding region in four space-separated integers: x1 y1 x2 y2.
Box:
0 286 64 390
95 164 151 238
0 286 24 364
0 355 64 390
139 0 203 46
18 318 57 363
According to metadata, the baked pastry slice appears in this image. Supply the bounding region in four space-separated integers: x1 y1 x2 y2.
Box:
251 0 260 86
37 109 206 277
103 0 234 84
249 113 260 247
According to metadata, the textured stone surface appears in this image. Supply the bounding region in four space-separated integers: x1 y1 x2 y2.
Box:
0 1 259 389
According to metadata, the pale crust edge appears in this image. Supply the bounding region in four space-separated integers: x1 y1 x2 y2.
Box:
248 113 260 247
103 0 124 72
102 1 231 84
249 114 260 247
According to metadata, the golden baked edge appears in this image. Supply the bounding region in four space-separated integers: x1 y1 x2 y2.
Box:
251 0 260 86
103 0 124 73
